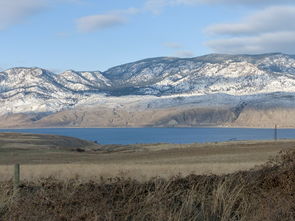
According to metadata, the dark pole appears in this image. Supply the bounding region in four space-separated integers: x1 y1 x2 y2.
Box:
274 124 278 141
14 163 20 193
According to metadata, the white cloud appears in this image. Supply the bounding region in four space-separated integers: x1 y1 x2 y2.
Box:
144 0 295 13
76 8 139 33
163 41 193 57
77 14 126 32
206 31 295 54
206 6 295 36
163 42 183 49
205 6 295 54
0 0 48 30
0 0 83 30
174 50 194 57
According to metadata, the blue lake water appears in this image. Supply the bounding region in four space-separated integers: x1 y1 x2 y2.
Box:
0 128 294 144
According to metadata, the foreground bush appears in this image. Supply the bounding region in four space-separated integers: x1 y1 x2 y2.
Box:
1 150 295 221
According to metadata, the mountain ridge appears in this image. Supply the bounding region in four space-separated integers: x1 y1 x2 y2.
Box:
2 53 295 127
5 52 293 76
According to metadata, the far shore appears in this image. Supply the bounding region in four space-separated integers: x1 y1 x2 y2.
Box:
0 125 293 129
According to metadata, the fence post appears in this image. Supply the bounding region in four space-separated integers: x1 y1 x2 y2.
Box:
14 163 20 193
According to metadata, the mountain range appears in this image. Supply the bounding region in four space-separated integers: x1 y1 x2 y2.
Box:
1 53 295 128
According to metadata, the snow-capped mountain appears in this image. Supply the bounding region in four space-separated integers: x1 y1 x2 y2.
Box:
104 53 295 96
1 53 295 117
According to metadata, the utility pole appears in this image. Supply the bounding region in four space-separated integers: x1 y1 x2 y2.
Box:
274 124 278 141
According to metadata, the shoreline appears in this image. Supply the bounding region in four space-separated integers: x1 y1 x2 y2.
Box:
0 125 292 129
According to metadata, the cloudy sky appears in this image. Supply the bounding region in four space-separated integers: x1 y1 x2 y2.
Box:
0 0 294 71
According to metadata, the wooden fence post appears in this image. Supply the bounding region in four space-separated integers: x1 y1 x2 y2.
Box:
14 164 20 193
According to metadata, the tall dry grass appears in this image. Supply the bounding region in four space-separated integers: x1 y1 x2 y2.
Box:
0 150 295 220
0 162 258 182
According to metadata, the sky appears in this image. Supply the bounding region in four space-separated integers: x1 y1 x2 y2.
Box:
0 0 295 72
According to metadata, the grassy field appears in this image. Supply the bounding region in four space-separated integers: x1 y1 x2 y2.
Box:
0 132 294 180
1 132 295 220
1 149 295 220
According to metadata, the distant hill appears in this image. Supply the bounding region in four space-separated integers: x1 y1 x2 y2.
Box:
1 53 295 128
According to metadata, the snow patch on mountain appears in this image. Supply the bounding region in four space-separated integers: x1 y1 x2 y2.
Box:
1 53 295 115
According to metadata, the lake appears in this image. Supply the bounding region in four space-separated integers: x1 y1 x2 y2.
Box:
0 127 294 144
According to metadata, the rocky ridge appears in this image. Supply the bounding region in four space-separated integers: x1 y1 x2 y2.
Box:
1 53 295 127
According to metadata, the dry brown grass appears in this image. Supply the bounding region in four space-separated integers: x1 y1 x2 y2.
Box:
1 150 295 220
0 162 258 182
1 133 295 220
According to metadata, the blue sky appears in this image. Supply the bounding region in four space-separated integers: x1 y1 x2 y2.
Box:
0 0 295 72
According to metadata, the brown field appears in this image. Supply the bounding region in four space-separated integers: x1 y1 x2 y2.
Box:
0 132 294 181
1 133 295 220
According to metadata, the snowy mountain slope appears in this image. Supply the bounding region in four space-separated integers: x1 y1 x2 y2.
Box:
0 68 76 113
102 53 295 96
1 53 295 116
57 70 111 92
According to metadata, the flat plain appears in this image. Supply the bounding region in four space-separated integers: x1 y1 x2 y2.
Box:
0 132 294 181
